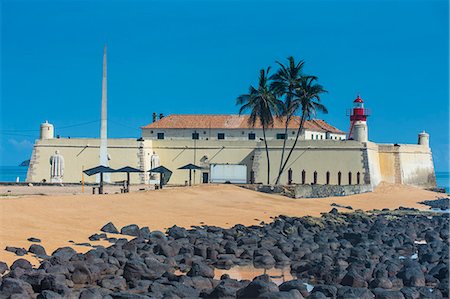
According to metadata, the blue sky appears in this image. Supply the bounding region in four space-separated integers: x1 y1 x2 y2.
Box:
1 0 448 171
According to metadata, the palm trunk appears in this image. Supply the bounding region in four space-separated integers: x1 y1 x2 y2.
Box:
277 110 307 180
275 118 290 185
262 125 270 185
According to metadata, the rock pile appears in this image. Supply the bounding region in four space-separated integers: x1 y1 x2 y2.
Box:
0 209 448 298
420 198 449 211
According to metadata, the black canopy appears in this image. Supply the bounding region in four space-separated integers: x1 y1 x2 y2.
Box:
83 165 116 176
149 166 172 174
177 163 203 186
148 166 172 188
113 166 143 173
177 163 203 170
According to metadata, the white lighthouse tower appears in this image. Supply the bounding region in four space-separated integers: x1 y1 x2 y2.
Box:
347 95 371 142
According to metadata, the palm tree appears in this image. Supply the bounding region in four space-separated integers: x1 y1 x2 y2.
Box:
270 57 305 184
237 68 282 184
276 75 328 183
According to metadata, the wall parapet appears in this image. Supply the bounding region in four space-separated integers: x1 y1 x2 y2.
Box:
294 184 373 198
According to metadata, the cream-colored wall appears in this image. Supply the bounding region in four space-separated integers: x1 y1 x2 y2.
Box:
27 138 152 184
376 143 436 187
142 128 346 141
366 142 382 187
398 144 436 187
253 140 366 185
26 136 436 188
378 145 400 184
151 140 257 185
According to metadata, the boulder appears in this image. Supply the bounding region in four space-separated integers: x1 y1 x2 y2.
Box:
236 277 278 298
187 262 214 278
101 222 119 234
0 261 8 275
51 247 77 261
337 287 374 299
27 237 41 243
372 288 405 299
167 226 188 239
279 279 310 297
100 277 127 291
120 224 140 237
340 270 368 288
79 288 104 299
10 258 32 270
37 290 63 299
29 244 47 256
71 264 93 284
0 278 34 297
259 289 304 299
5 246 27 256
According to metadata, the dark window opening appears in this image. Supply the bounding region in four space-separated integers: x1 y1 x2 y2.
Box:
248 133 256 140
338 171 342 185
348 172 352 185
301 170 306 185
357 172 361 184
157 133 164 140
217 133 225 140
313 171 317 185
276 133 286 140
326 171 330 184
192 132 199 140
288 168 293 185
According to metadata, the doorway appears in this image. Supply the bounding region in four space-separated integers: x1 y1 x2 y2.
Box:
202 172 209 183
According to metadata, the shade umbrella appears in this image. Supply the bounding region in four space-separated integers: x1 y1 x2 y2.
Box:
178 163 203 186
83 165 115 194
113 166 143 192
148 166 172 189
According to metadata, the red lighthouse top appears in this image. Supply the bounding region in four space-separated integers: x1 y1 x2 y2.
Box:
354 95 364 103
349 95 370 122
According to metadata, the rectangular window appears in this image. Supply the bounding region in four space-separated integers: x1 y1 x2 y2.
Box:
217 133 225 140
248 133 256 140
157 133 164 140
192 132 199 140
276 133 286 140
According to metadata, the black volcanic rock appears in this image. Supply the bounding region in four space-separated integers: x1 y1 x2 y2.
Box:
120 224 140 236
0 209 448 298
100 222 119 234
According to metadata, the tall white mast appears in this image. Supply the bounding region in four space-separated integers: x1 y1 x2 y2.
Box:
99 44 110 182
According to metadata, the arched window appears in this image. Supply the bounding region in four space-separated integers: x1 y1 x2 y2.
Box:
348 171 352 185
338 171 342 185
357 172 361 185
288 168 293 185
326 171 330 185
301 170 306 185
313 171 317 185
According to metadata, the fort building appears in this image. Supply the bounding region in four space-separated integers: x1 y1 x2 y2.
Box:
25 50 436 189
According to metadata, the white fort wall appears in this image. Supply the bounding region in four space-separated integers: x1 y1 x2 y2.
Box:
27 138 153 184
26 136 436 188
252 140 367 185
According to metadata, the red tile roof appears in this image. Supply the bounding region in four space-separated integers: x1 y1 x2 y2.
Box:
142 114 345 134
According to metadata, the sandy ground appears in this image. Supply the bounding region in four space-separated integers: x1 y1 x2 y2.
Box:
0 183 445 266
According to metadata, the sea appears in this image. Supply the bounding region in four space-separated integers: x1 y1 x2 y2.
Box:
0 166 449 192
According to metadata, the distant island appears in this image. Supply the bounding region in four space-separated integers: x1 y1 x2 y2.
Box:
19 159 30 167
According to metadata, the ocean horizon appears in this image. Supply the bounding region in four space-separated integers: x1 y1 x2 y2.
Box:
0 166 448 192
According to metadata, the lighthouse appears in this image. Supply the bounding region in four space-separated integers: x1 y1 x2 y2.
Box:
347 95 370 142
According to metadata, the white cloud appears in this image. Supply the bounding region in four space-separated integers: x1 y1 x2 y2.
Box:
8 139 34 150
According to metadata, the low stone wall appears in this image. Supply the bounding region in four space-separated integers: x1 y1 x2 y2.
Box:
294 184 373 198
